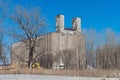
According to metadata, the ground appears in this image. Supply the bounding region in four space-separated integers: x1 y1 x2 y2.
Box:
0 74 119 80
0 67 120 78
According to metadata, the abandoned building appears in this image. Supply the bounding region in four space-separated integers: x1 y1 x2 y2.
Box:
11 14 86 69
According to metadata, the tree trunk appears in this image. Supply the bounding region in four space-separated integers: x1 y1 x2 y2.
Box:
28 47 34 68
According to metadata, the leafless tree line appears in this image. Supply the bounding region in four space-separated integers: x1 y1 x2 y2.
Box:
84 28 120 69
0 0 10 65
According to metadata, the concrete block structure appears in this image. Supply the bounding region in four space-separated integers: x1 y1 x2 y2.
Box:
56 14 64 32
11 14 86 69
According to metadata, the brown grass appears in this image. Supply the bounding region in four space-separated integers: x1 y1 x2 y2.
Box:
0 67 120 78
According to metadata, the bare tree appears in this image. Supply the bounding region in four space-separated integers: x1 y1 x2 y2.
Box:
59 49 76 69
96 29 118 69
0 33 5 64
0 31 9 66
0 0 10 65
11 5 47 68
37 53 54 69
83 29 96 68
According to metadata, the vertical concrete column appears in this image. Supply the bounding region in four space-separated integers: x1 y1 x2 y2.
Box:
72 17 81 33
56 14 64 32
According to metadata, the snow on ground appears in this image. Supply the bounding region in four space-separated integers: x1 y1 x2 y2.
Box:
0 74 119 80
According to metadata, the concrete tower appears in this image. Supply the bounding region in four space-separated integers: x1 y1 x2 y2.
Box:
72 17 81 33
56 14 64 32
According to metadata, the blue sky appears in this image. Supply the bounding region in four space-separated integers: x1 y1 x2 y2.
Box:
11 0 120 33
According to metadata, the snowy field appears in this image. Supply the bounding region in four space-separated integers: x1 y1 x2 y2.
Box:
0 74 119 80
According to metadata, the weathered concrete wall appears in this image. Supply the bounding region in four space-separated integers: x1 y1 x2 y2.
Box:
11 33 52 66
11 31 86 68
50 32 86 67
11 32 86 68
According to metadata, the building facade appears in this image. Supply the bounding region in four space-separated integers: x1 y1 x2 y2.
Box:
11 14 86 69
